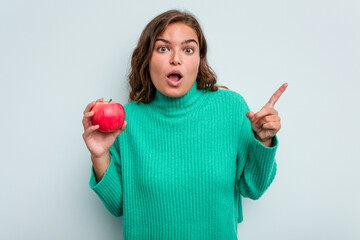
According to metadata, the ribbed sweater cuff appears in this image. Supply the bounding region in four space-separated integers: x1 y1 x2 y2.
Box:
249 134 278 181
250 134 278 158
241 134 278 199
89 157 123 216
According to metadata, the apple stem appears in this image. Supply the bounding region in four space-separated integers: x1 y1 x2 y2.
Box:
109 99 112 104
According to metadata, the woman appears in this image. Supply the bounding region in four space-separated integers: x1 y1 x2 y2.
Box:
82 9 287 240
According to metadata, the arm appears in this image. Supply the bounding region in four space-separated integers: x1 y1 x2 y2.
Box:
82 99 127 217
92 151 111 182
255 135 272 147
235 96 278 200
89 137 124 217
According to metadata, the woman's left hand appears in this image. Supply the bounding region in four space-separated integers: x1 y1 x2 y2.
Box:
246 83 288 146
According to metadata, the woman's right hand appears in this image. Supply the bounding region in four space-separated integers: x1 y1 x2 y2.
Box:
82 98 127 160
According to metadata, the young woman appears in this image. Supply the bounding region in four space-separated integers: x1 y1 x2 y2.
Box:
82 9 287 240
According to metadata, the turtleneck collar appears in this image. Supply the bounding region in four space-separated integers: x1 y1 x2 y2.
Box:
149 81 207 117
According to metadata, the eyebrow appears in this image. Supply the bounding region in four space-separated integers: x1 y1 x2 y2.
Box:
155 38 198 46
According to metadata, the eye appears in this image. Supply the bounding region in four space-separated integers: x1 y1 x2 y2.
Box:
184 48 194 54
157 46 168 52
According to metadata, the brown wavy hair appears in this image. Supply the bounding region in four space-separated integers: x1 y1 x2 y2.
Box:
128 9 228 103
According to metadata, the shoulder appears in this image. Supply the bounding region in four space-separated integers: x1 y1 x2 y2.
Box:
206 88 249 110
120 101 149 123
123 101 146 112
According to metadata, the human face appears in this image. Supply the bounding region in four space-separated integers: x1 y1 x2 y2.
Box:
149 22 200 98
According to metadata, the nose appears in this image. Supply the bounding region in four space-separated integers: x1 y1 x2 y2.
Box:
170 50 182 65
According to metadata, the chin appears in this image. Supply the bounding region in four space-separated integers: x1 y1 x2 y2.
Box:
163 87 186 98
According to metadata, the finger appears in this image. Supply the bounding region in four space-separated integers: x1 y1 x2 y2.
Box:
83 101 96 115
110 121 127 138
253 108 278 123
256 115 280 127
265 83 288 108
82 111 94 130
246 111 256 121
96 98 104 103
262 122 281 131
121 121 127 131
82 125 99 139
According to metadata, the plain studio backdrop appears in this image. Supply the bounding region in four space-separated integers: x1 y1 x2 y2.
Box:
1 0 359 239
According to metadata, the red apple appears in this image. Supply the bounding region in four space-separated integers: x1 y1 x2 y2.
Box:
91 99 125 133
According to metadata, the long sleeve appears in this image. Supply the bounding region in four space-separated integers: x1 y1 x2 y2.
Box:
89 137 123 217
235 96 278 200
87 82 280 238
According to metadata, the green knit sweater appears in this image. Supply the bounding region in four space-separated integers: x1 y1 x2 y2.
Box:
89 81 278 240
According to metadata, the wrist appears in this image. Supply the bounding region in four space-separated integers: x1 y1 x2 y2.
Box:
254 133 273 147
91 151 111 180
91 151 110 162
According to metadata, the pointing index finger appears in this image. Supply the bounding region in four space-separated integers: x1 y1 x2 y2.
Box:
265 83 288 108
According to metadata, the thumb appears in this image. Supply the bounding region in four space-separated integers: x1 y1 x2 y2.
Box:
246 111 255 121
111 128 123 138
114 121 127 136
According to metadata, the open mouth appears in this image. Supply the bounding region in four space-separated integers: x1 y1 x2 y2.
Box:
166 71 183 87
167 72 183 81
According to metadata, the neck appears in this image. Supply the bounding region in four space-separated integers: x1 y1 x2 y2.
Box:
150 81 206 117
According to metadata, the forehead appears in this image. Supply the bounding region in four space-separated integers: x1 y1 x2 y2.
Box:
157 22 198 43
